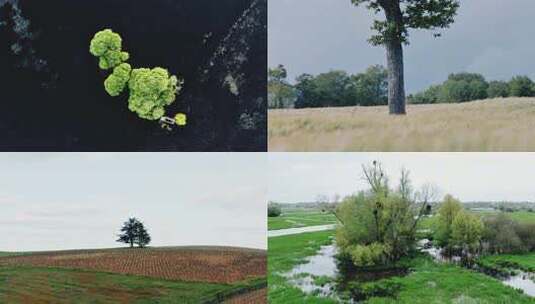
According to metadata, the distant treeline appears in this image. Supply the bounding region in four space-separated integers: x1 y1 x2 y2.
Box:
409 73 535 104
268 64 387 109
268 64 535 109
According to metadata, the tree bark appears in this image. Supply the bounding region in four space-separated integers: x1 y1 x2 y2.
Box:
383 1 407 115
385 37 406 114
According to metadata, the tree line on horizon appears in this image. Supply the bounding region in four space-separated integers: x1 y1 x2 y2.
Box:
268 64 535 109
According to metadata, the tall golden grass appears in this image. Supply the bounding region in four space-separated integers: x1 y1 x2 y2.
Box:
268 98 535 151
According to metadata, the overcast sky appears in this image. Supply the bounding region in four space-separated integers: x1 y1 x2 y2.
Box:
269 153 535 203
0 153 266 252
269 0 535 93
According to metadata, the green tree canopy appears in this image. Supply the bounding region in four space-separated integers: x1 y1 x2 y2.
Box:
509 76 534 97
268 65 296 109
117 217 151 248
451 210 483 253
90 29 185 123
336 161 434 267
487 80 510 98
128 67 182 120
89 29 129 70
434 194 462 248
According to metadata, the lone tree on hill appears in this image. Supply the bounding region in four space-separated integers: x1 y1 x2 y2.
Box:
117 217 151 248
135 221 151 248
351 0 460 115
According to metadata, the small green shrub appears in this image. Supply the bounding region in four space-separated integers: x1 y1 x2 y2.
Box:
268 202 282 217
90 29 185 124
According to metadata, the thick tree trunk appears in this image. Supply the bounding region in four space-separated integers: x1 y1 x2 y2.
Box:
385 39 406 115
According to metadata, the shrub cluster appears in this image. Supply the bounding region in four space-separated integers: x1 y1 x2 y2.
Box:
268 202 282 217
90 29 185 124
481 213 535 254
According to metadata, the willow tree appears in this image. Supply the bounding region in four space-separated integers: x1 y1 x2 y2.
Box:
351 0 460 114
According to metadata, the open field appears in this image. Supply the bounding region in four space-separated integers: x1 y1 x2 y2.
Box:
269 98 535 151
0 246 266 284
0 246 267 303
473 210 535 224
268 210 337 230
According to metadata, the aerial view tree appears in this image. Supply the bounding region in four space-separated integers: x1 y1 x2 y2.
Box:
351 0 460 114
117 217 151 248
90 29 186 129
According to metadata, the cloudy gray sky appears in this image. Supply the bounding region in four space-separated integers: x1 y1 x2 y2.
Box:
269 0 535 93
269 153 535 203
0 153 266 252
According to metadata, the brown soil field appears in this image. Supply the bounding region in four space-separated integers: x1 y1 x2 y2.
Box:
0 246 266 284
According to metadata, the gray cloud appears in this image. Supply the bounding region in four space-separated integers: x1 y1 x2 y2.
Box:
268 0 535 93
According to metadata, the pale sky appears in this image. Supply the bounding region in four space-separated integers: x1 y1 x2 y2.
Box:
0 153 267 252
269 153 535 203
269 0 535 93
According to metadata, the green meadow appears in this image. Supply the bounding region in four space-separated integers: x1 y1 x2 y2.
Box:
268 209 535 303
268 209 337 230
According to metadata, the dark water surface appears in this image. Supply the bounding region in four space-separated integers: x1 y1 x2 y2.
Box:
0 0 266 151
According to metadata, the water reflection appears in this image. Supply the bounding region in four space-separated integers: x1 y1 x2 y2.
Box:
503 272 535 297
283 244 339 298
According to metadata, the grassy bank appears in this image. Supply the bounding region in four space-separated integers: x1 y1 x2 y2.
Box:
366 256 534 304
269 98 535 151
479 253 535 273
268 210 337 230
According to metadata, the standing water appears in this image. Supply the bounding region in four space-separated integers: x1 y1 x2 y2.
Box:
284 244 339 298
419 239 535 297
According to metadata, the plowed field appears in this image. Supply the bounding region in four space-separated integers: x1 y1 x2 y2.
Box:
0 246 266 284
0 246 267 303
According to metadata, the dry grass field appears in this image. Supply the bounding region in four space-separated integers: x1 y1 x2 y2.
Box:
269 97 535 151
